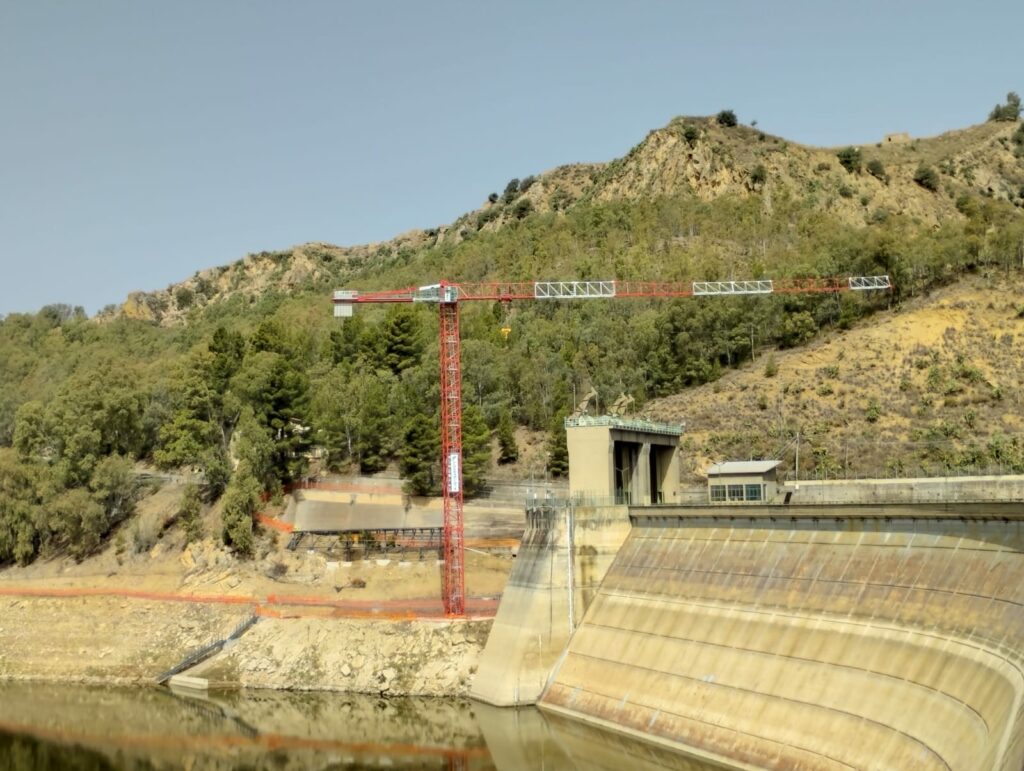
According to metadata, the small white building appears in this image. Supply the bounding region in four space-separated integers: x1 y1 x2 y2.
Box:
706 460 782 504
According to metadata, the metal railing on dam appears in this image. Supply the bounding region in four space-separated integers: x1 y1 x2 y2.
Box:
538 503 1024 770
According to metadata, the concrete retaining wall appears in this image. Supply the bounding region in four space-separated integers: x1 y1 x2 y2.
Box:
540 504 1024 770
293 489 526 539
470 504 630 706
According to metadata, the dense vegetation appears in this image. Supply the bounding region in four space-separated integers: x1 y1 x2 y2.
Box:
2 114 1023 566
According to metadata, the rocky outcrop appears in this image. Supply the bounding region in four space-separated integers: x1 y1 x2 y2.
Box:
197 616 492 696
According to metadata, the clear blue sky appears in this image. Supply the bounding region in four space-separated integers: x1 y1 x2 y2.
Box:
0 1 1020 315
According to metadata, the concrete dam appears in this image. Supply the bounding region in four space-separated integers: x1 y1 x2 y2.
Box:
473 499 1024 770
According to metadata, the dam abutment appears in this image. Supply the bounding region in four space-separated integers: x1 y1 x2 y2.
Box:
469 503 630 706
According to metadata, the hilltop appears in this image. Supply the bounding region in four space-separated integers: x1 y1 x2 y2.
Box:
111 114 1024 326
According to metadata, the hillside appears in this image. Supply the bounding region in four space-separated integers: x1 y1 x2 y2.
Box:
110 116 1024 326
2 103 1023 569
652 273 1024 480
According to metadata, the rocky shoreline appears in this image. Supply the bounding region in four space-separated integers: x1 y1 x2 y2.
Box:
0 595 491 696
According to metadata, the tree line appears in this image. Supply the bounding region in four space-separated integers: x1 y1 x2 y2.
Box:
1 184 1023 565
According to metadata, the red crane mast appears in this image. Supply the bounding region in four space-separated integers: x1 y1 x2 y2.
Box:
333 275 891 616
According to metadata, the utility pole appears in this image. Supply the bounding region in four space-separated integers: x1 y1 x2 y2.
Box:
795 430 800 481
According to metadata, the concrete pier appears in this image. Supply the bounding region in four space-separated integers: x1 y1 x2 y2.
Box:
470 503 630 706
540 503 1024 770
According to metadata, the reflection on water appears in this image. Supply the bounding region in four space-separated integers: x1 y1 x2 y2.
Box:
0 683 725 770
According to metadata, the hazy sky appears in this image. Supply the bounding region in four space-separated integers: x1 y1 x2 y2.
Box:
1 1 1020 315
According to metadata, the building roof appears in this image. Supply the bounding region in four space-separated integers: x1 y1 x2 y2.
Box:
706 460 781 476
564 415 684 436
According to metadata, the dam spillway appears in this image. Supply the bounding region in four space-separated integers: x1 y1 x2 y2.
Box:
538 504 1024 770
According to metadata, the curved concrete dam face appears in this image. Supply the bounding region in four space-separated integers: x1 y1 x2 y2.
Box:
471 504 631 706
540 506 1024 771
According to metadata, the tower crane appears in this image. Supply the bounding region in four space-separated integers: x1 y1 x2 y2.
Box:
333 274 891 616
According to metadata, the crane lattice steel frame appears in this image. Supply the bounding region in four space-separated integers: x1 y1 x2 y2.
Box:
333 274 891 616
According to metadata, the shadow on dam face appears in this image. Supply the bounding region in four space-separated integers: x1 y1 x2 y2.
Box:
540 506 1024 771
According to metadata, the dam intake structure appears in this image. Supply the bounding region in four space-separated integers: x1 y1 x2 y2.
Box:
538 504 1024 770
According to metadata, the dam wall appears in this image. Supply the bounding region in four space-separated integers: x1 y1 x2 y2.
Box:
539 503 1024 770
470 503 630 706
783 474 1024 505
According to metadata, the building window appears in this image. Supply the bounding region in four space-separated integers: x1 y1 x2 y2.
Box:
727 484 744 501
710 485 726 502
745 484 762 502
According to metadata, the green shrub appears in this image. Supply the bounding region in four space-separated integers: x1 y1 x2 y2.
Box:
865 398 881 423
511 198 534 220
964 410 977 429
866 159 887 182
716 109 738 127
780 312 818 348
502 178 520 202
178 483 203 544
763 354 778 378
868 208 889 225
497 410 519 464
838 184 854 199
174 287 194 310
750 164 767 185
477 206 502 228
956 361 984 382
913 164 940 191
836 147 861 173
988 91 1021 122
682 125 700 145
550 188 571 211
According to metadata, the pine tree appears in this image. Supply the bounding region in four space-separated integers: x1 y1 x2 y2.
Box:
399 414 439 495
382 307 422 375
208 326 245 394
234 406 277 492
461 404 492 496
235 352 311 482
546 415 569 478
496 409 519 465
220 460 259 556
178 483 203 544
153 354 218 469
249 318 291 355
353 374 393 473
